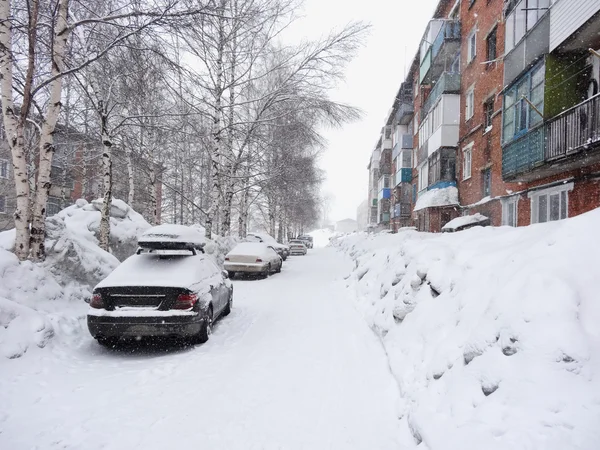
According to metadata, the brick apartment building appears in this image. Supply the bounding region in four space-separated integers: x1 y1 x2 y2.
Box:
367 0 600 232
0 122 162 231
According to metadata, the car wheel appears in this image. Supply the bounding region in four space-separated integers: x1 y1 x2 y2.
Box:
275 263 281 273
223 291 233 316
193 306 213 344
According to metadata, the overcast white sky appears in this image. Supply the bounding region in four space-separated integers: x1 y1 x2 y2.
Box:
289 0 439 222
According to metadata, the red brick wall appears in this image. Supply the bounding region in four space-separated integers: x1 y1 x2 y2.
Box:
457 0 521 226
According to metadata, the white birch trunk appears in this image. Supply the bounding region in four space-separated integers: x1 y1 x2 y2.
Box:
127 146 134 206
149 164 159 225
30 0 70 261
0 0 30 259
98 112 112 252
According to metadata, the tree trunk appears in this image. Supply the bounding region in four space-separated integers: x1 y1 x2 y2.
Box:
0 0 31 259
127 146 134 206
99 110 113 252
30 0 69 261
149 164 159 225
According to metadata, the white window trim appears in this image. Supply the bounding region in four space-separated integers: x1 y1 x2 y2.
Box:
467 27 477 63
462 142 473 180
466 87 475 120
418 162 428 192
501 196 519 226
0 158 8 179
528 182 574 224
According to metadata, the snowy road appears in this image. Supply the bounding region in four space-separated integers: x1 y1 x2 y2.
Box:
0 247 401 450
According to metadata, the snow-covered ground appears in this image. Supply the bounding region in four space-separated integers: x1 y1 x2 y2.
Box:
0 249 401 450
333 210 600 449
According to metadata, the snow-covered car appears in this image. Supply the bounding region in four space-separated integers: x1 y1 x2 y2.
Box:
289 240 308 255
245 232 290 260
224 242 282 278
87 225 233 346
297 235 313 249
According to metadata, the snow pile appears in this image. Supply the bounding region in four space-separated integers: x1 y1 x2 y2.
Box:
333 211 600 449
442 212 489 232
413 186 459 211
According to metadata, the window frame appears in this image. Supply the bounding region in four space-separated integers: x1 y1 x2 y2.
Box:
482 168 491 197
483 97 494 129
462 143 473 180
0 194 5 214
0 159 8 179
465 87 475 121
528 182 573 224
486 26 497 64
501 196 519 226
467 27 477 63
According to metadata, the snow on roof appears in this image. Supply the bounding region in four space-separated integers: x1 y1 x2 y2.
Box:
442 213 489 231
413 186 459 212
139 224 205 247
227 242 273 257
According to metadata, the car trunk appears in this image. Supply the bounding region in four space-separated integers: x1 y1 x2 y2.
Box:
227 254 262 264
95 286 184 311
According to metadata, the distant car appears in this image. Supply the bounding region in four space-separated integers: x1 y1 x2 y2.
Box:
224 242 283 278
297 235 313 249
245 232 290 260
288 240 308 255
87 225 233 347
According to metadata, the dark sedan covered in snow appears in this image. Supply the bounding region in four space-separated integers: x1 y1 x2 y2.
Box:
87 225 233 346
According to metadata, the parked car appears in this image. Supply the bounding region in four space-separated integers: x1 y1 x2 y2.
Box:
245 232 290 260
297 235 313 249
87 225 233 347
224 242 283 278
288 240 308 255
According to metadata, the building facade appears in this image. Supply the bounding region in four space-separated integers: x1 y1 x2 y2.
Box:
366 0 600 232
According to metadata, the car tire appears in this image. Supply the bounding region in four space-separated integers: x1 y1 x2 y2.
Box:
262 264 271 278
275 263 281 273
223 291 233 316
193 306 213 344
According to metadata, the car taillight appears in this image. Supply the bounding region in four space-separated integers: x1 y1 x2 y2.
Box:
256 258 263 263
174 293 198 310
90 293 104 309
225 257 230 261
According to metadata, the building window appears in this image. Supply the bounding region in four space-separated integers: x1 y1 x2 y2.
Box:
502 62 545 144
484 97 494 130
486 27 497 63
482 168 491 196
467 27 477 63
463 144 473 180
502 197 518 226
529 183 572 224
0 159 8 179
0 195 5 214
505 0 551 54
466 87 475 120
46 197 62 217
429 148 456 186
418 162 428 191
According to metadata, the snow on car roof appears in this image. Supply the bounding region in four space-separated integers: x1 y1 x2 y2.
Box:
442 213 490 231
138 224 205 247
227 242 275 257
413 186 459 212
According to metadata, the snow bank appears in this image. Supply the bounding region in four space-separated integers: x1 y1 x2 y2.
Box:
333 211 600 449
308 228 335 248
413 186 458 212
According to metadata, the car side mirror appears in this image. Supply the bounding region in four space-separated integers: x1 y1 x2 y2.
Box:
222 270 229 279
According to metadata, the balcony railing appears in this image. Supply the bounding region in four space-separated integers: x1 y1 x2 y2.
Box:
546 93 600 160
393 203 412 218
419 20 460 83
396 102 414 125
422 72 461 118
395 168 413 185
502 126 545 179
503 94 600 179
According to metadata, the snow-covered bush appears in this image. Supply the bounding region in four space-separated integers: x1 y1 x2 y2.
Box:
334 212 600 449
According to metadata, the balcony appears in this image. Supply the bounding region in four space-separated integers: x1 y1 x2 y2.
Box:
546 93 600 160
421 72 460 119
392 135 413 159
502 126 545 179
503 94 600 181
379 212 391 223
420 20 461 84
395 168 413 185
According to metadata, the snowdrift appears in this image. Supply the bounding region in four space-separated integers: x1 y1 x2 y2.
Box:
333 212 600 450
0 200 237 360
